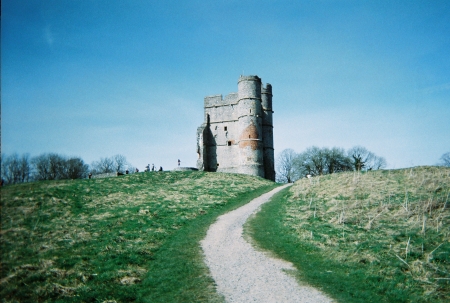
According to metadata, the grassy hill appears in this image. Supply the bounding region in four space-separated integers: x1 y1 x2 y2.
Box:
247 166 449 302
0 171 277 302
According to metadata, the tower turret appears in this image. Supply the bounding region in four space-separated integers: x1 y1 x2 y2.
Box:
261 83 275 181
237 76 265 178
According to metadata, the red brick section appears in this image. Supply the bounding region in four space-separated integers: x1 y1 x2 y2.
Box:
239 122 259 150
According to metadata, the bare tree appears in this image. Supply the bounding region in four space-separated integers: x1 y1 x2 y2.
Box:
296 146 352 177
1 152 89 183
48 153 65 180
347 146 374 171
31 153 88 180
1 153 32 184
347 146 388 171
7 153 21 184
32 153 65 180
91 157 115 174
1 153 20 184
32 154 50 181
285 146 385 179
19 154 32 182
91 155 134 175
439 152 450 167
325 147 353 174
113 154 128 173
297 146 325 176
276 149 301 183
370 156 387 170
63 157 89 179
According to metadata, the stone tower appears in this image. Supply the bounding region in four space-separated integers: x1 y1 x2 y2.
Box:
261 83 275 181
196 75 275 181
237 76 264 177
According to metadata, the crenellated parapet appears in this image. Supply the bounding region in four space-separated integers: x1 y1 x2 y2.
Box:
204 95 223 107
237 76 261 100
204 92 239 108
261 83 273 111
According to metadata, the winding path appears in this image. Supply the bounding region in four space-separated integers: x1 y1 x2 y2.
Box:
201 184 333 303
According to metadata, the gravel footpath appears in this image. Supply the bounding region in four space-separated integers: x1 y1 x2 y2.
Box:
201 184 334 303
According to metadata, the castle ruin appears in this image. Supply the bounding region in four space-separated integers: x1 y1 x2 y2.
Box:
196 75 275 181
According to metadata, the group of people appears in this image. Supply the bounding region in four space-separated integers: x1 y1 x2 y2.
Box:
145 163 163 172
142 159 182 172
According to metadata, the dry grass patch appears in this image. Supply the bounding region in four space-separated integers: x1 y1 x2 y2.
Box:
285 166 449 300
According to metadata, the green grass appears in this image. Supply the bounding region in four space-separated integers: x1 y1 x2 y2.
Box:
1 171 278 302
246 166 450 302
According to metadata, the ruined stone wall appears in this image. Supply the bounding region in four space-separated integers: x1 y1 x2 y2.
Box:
197 76 274 181
199 92 240 172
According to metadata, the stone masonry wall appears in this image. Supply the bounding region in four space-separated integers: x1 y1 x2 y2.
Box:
197 76 274 181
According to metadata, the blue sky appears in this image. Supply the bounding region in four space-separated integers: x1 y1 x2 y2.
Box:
2 0 449 171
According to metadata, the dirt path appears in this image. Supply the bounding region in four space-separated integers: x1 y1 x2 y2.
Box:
201 184 333 303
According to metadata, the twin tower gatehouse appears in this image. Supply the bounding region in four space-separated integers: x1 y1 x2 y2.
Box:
196 75 275 181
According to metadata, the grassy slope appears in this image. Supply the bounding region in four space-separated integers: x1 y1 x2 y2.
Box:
0 171 278 302
247 166 449 302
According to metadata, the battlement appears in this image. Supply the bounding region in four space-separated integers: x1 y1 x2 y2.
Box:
204 93 238 107
204 95 223 107
262 83 272 94
238 75 261 83
224 92 238 104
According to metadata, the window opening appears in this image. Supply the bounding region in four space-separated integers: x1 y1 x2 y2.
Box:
224 126 227 131
227 141 232 146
